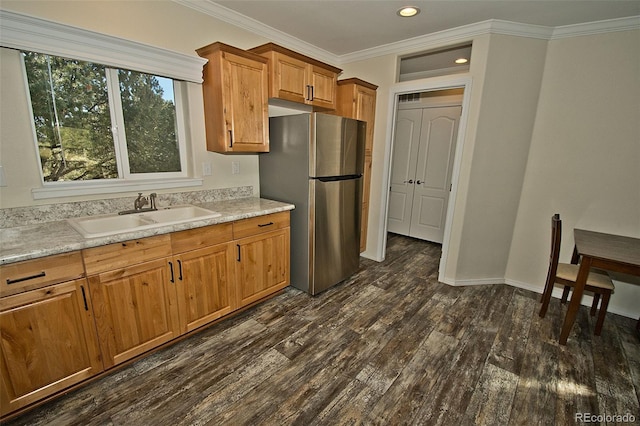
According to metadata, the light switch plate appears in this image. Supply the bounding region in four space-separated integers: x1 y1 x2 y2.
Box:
0 165 6 187
202 162 212 176
231 161 240 175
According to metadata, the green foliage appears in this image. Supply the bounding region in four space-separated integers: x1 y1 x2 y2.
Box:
118 70 181 174
23 52 181 182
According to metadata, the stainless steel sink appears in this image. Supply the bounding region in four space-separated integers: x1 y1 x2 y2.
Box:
67 205 221 238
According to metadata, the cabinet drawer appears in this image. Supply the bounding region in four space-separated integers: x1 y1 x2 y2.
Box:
171 222 233 254
232 211 290 240
83 234 172 276
0 251 84 297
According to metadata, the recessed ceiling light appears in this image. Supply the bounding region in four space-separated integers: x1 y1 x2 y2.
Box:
397 6 420 17
455 58 468 64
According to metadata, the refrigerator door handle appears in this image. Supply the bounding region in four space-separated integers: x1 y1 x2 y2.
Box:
317 174 362 182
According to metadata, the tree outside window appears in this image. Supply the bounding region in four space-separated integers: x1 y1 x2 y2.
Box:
23 51 184 183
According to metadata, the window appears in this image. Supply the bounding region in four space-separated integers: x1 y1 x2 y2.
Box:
399 44 472 82
22 51 187 183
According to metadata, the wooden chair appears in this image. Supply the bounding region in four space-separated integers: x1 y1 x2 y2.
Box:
539 214 614 335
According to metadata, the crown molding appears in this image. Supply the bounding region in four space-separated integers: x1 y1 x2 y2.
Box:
551 15 640 39
0 9 208 83
173 1 640 66
173 0 339 66
339 19 554 63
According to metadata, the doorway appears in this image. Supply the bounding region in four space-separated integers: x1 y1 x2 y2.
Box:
376 76 472 284
388 89 462 243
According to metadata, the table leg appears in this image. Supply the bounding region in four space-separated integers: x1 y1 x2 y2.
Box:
559 256 592 345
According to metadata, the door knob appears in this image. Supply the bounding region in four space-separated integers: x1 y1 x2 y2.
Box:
416 180 423 185
403 179 414 184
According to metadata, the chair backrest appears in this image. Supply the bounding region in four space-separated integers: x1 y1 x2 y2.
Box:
548 213 562 278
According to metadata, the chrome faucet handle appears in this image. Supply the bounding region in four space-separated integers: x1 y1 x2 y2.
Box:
134 193 148 210
149 193 157 210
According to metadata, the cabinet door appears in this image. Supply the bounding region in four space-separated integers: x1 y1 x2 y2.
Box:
307 65 337 109
0 279 103 416
222 51 269 152
270 52 308 103
355 86 376 156
174 243 236 334
235 228 290 307
88 259 180 369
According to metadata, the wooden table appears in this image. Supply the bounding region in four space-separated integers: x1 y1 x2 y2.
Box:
559 229 640 344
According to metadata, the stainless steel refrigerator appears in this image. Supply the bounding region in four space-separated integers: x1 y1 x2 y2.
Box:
260 112 365 295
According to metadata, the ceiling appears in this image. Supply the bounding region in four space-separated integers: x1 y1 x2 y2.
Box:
211 0 640 56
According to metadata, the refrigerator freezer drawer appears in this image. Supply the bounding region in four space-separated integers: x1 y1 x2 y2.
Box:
309 177 362 295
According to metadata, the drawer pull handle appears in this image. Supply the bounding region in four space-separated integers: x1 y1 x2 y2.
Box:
81 285 89 311
258 222 274 228
177 260 183 281
169 261 175 283
6 271 46 285
237 244 241 262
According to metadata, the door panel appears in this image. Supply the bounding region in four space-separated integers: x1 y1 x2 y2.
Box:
175 243 236 334
311 177 362 294
312 114 364 178
223 53 269 150
0 279 103 416
388 109 422 234
409 106 461 242
89 259 180 369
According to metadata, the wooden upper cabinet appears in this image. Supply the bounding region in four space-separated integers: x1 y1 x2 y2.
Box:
249 43 341 110
335 78 378 156
334 78 378 252
196 42 269 153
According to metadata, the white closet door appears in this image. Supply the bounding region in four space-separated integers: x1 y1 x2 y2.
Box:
409 106 461 243
387 109 422 235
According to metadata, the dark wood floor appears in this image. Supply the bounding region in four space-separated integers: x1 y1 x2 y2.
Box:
4 234 640 425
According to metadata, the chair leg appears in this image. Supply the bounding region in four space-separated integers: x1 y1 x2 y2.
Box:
539 278 555 318
594 291 611 336
590 293 601 316
561 286 571 304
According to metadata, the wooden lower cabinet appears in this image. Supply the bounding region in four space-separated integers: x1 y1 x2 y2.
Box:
173 242 237 334
0 278 103 417
88 258 180 369
235 227 290 307
1 211 291 419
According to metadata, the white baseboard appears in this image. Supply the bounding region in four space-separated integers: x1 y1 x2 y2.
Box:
505 278 639 320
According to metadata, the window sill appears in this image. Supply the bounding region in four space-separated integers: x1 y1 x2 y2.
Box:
31 178 204 200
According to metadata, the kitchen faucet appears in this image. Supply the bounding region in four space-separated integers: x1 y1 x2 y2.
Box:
119 192 159 215
134 193 148 210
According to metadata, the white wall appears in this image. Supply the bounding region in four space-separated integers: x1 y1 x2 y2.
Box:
454 34 548 281
506 29 640 318
342 28 640 318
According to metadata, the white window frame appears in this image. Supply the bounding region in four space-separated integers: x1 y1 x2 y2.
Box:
104 68 189 181
1 10 208 199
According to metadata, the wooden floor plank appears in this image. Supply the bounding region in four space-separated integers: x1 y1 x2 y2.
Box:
4 234 639 426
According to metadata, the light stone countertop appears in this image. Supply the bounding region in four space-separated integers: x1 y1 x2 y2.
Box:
0 197 294 265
